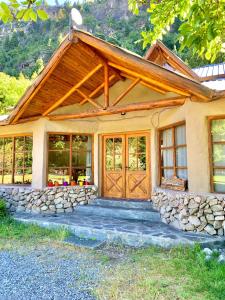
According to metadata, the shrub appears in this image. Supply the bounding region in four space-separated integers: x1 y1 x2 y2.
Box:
0 199 8 218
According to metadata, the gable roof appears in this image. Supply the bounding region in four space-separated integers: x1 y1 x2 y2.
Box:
145 40 201 82
0 30 216 126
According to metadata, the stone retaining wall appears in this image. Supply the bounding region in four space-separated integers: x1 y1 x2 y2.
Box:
152 188 225 236
0 186 97 214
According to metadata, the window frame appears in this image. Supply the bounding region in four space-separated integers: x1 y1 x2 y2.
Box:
158 121 187 185
0 133 33 185
208 115 225 193
47 132 94 185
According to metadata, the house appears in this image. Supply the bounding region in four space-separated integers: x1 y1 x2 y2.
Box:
0 30 225 235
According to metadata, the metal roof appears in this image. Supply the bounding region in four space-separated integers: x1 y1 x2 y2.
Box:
193 63 225 79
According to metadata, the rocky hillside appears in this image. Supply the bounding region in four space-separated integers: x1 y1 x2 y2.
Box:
0 0 219 78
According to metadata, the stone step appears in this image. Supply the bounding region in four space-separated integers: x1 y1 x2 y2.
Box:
14 212 225 249
90 198 154 210
75 204 160 222
64 235 106 250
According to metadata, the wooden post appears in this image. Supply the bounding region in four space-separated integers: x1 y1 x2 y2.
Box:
104 63 109 109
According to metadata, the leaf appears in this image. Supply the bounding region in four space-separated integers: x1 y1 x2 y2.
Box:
23 9 31 22
29 10 37 22
37 9 48 20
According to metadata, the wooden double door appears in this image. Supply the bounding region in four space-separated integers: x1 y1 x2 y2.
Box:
102 132 150 200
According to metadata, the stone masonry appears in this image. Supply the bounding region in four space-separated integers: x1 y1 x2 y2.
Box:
0 186 97 214
152 188 225 236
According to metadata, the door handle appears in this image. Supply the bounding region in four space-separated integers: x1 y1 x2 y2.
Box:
125 166 130 170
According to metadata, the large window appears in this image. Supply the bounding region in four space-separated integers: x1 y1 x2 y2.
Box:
48 134 93 184
0 135 33 185
210 118 225 193
159 122 187 183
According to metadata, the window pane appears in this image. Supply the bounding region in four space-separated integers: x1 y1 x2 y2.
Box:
49 135 70 150
24 152 32 168
4 138 13 152
72 135 91 151
211 119 225 142
161 129 173 147
15 136 25 151
115 154 122 170
114 138 122 153
128 137 137 153
106 155 113 171
177 169 188 180
4 154 13 169
138 136 146 153
3 170 12 184
138 153 146 170
175 125 186 145
0 171 2 184
162 169 174 178
213 169 225 193
15 153 23 169
72 151 91 168
161 149 173 167
24 169 32 184
0 154 3 169
213 144 225 166
14 169 23 184
48 168 70 184
129 154 137 170
106 138 113 154
176 147 187 167
49 151 70 168
0 138 4 152
25 136 33 151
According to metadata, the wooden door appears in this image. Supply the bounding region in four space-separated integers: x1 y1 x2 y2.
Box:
125 133 150 199
103 135 125 198
102 132 150 199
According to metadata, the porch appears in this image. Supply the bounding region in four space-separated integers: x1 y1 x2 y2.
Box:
13 198 224 248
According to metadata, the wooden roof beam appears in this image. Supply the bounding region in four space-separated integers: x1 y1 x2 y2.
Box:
112 78 140 106
80 74 116 105
42 64 103 116
48 96 187 121
77 89 103 109
108 62 190 97
120 72 167 94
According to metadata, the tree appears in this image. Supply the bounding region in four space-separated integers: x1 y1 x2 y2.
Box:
128 0 225 62
0 0 48 23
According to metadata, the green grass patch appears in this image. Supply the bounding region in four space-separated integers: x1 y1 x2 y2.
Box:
0 216 70 242
96 245 225 300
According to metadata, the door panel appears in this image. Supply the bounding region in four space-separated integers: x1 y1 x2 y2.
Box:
126 134 150 199
102 132 150 200
103 135 125 198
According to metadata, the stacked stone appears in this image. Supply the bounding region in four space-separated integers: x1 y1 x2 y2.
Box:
152 189 225 236
0 186 97 214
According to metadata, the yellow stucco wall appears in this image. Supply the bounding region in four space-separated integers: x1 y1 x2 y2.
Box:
1 81 225 195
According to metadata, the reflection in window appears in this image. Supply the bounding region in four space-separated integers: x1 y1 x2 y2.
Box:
128 136 146 171
211 119 225 192
159 123 187 182
0 135 33 185
48 134 93 184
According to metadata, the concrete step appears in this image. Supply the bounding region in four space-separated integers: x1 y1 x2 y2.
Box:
75 204 160 222
90 198 154 210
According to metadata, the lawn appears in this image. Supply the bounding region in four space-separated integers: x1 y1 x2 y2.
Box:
96 246 225 300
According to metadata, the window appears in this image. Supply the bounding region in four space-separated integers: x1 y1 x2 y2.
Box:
0 135 33 185
210 118 225 193
159 123 187 183
48 134 93 184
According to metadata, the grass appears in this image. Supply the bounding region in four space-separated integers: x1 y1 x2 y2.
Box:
95 245 225 300
0 216 70 243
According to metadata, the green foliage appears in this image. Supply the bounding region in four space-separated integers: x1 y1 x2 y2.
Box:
0 199 8 218
0 0 48 23
0 72 31 114
128 0 225 62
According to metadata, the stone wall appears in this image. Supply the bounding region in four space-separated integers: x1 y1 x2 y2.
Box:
0 186 97 214
152 188 225 236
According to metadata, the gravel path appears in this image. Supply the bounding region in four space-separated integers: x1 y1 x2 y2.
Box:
0 244 102 300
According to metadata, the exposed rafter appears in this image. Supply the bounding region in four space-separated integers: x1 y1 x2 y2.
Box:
112 78 141 106
47 97 187 121
108 62 190 97
42 64 103 116
76 89 103 109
